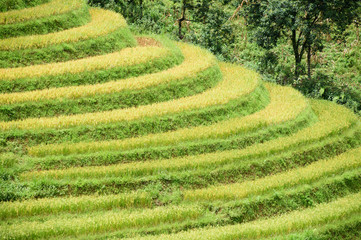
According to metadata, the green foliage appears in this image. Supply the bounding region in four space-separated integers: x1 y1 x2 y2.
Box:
244 0 360 77
186 2 235 57
0 153 19 168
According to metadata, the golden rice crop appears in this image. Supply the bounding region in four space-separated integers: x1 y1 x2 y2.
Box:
0 192 152 220
130 192 361 240
0 43 217 104
22 100 356 181
0 0 84 25
0 8 126 50
183 146 361 201
0 63 259 131
28 82 307 156
0 46 168 81
0 204 204 239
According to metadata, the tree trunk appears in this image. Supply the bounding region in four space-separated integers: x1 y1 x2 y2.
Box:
291 29 301 79
139 0 143 19
178 0 187 39
307 44 311 81
178 18 183 39
295 59 302 80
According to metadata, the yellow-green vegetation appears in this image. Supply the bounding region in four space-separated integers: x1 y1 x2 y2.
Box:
22 100 354 181
0 45 169 81
27 83 308 156
131 192 361 240
1 1 360 239
0 0 84 24
0 8 126 50
0 63 260 131
0 192 152 220
184 146 361 201
0 205 204 239
0 43 216 104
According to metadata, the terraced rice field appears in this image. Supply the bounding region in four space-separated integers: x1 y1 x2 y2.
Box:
0 1 360 239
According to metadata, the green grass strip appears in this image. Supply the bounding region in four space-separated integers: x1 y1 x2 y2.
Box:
0 0 50 12
0 0 83 24
0 204 205 240
129 192 361 240
27 82 309 157
183 146 361 201
0 0 90 39
0 62 259 131
23 100 355 180
0 36 181 93
0 8 128 51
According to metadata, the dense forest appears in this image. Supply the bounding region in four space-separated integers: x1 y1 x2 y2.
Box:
89 0 361 114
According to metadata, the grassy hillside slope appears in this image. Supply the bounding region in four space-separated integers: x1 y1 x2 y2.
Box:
0 1 360 239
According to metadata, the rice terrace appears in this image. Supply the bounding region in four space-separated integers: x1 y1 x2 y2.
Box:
0 0 360 239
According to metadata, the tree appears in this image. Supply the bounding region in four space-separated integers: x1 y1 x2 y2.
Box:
244 0 360 80
177 0 190 39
